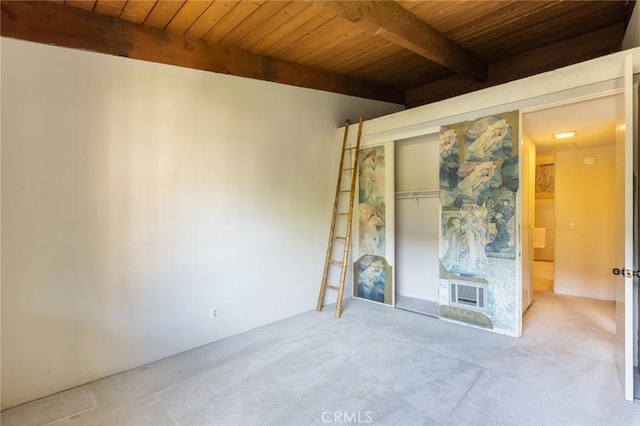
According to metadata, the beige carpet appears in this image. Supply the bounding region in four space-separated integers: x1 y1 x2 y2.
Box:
2 292 638 425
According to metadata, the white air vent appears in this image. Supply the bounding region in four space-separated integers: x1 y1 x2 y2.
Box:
450 281 487 311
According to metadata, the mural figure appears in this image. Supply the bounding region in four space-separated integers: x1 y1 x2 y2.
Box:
441 208 490 276
439 127 460 189
460 209 489 274
359 147 385 205
500 156 519 193
535 163 554 197
358 204 385 255
441 215 463 271
484 186 517 259
465 117 512 161
356 255 388 303
486 198 515 253
457 161 499 195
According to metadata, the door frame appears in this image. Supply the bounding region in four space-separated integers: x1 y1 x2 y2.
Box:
614 54 635 401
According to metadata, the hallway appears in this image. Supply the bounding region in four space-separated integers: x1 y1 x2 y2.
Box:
3 293 638 426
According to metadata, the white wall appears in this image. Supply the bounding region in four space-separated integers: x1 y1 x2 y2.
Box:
394 134 439 302
534 198 556 262
0 38 402 409
554 145 617 300
533 154 556 262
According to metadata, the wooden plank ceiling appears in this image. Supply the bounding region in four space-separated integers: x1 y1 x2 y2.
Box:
1 0 635 108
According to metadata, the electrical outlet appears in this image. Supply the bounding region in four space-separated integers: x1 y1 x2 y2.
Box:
210 308 217 318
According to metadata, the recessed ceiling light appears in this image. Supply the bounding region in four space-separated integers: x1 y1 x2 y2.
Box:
554 131 576 139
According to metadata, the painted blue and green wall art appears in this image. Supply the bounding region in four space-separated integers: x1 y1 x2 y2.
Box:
355 145 392 305
439 111 519 333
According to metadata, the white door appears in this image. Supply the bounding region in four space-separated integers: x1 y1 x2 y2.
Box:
614 54 635 401
520 124 536 317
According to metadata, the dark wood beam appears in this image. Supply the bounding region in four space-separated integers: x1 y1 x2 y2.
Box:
405 23 625 108
327 0 487 82
0 1 404 105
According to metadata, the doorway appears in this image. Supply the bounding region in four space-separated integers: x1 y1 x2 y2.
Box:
532 156 555 293
523 94 620 306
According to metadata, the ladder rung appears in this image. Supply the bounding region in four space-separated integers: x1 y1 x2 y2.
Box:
342 168 354 171
334 236 346 240
337 212 348 215
328 260 342 265
325 285 339 290
339 190 351 193
345 147 357 150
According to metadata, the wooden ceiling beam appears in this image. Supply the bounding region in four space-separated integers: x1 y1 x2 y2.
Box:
327 0 487 82
0 1 404 105
405 23 625 108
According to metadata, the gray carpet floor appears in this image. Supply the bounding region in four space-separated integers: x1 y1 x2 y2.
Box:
395 294 440 318
3 292 640 426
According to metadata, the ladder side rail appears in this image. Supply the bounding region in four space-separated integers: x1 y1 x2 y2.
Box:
317 120 351 311
335 117 363 318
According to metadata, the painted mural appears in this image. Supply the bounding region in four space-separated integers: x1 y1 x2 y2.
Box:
535 162 555 198
439 111 519 333
359 147 385 206
355 146 392 304
355 255 391 304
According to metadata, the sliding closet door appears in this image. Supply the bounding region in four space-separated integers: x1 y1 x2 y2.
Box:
353 142 395 306
395 134 440 315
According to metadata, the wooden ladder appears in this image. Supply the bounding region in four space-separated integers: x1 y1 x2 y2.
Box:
317 117 363 318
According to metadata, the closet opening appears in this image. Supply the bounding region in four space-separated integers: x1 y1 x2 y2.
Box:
394 134 440 317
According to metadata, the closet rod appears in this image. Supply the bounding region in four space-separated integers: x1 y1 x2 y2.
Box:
395 189 439 199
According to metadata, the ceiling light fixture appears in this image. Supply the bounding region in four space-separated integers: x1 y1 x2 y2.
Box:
553 131 576 139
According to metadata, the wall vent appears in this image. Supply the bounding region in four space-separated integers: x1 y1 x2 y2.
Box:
449 281 487 311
